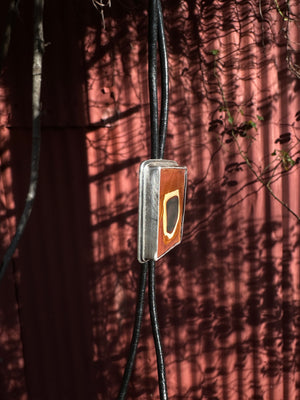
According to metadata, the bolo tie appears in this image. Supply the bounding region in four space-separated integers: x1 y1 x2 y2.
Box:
117 1 187 399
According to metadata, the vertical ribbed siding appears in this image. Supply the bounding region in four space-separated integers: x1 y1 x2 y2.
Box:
0 0 300 399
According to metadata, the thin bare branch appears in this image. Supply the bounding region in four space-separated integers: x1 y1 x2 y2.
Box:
232 131 300 222
0 0 44 281
0 0 19 72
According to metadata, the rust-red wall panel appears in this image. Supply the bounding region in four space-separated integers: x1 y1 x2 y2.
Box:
1 0 300 399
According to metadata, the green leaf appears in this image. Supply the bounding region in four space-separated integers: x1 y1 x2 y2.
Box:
228 115 234 125
211 49 219 56
248 120 257 130
271 150 277 156
286 154 295 165
257 115 264 121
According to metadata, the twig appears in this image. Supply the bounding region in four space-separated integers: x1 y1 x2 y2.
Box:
92 0 111 29
232 131 300 222
212 48 300 222
0 0 44 281
274 0 288 21
0 0 19 72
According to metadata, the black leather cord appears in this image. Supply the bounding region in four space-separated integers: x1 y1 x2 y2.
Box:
148 0 169 398
117 0 169 398
157 0 169 159
117 263 148 400
148 0 159 159
149 260 168 400
149 0 169 159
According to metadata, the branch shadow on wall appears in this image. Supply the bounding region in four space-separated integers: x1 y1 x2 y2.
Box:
0 0 300 400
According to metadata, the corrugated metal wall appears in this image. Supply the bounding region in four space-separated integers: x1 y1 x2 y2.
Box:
1 0 300 399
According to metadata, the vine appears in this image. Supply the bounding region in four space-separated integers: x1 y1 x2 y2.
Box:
211 49 300 221
274 0 289 21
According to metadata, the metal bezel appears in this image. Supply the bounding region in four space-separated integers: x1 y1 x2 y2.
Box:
137 159 186 263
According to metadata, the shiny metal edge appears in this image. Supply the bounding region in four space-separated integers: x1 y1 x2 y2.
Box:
137 159 178 263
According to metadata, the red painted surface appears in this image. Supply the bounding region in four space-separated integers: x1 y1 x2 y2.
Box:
1 0 300 399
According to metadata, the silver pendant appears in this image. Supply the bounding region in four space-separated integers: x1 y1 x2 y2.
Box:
137 159 187 263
